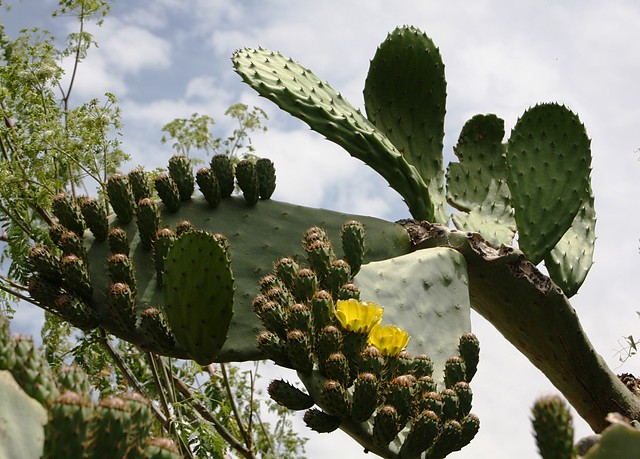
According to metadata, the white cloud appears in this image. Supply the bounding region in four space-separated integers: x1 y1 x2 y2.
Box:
60 17 172 99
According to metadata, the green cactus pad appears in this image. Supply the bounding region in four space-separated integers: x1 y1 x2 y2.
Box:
407 221 633 433
544 191 596 297
354 248 471 383
506 103 593 264
0 371 47 459
446 114 516 245
232 48 434 220
163 231 234 365
84 197 410 362
583 422 640 459
364 25 448 224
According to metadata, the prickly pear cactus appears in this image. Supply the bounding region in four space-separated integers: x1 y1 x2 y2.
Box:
227 24 637 437
24 154 411 363
445 114 515 246
256 225 479 457
364 25 449 224
506 103 592 266
531 395 576 459
531 395 640 459
232 25 595 298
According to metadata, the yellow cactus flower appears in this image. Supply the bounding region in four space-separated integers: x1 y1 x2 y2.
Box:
334 299 384 334
368 324 410 357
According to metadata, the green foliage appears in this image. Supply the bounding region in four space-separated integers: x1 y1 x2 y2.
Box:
0 3 127 289
160 104 268 161
0 3 307 458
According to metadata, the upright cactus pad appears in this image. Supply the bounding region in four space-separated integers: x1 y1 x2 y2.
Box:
364 25 449 224
446 114 516 245
506 103 592 264
543 192 596 297
163 231 235 365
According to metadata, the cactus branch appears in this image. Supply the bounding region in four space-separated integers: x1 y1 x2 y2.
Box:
402 220 640 432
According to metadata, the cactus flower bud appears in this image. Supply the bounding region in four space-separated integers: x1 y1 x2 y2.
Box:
372 404 402 447
268 379 314 411
196 167 221 208
303 408 341 433
256 157 276 199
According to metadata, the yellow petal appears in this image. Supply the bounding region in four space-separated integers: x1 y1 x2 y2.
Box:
368 324 410 357
334 299 384 333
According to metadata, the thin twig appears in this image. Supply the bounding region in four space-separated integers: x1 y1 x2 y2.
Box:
0 280 39 306
146 352 173 423
169 368 257 459
145 352 195 459
219 363 253 450
98 334 169 429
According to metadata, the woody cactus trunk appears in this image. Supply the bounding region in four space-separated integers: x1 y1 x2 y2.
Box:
19 25 638 456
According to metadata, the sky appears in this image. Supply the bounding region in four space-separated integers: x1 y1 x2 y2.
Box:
3 0 640 458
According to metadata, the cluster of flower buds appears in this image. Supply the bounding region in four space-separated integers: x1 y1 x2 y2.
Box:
254 224 481 458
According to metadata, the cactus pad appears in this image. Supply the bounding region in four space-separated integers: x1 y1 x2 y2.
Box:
232 47 434 220
163 231 234 365
506 103 592 264
364 25 448 224
0 371 47 459
446 114 516 245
